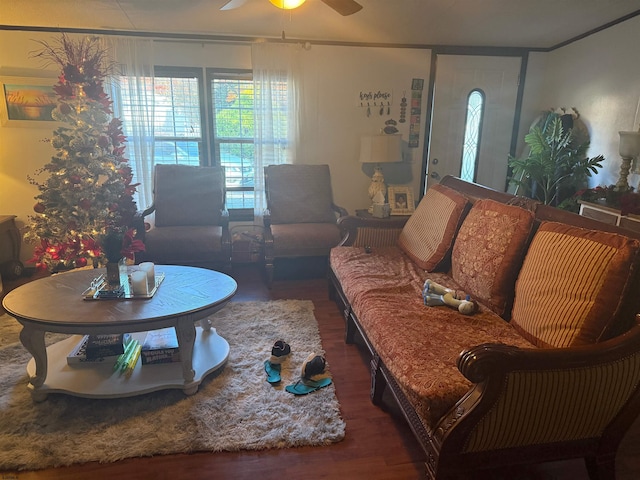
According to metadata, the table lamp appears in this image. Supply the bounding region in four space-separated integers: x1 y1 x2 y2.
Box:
617 129 640 191
359 133 402 211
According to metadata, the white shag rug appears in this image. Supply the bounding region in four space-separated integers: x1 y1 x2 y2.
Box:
0 300 345 471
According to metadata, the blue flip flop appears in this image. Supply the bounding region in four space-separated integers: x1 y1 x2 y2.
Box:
264 360 282 384
285 353 332 395
265 340 291 385
285 377 332 395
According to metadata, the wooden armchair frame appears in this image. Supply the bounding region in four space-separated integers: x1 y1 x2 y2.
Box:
262 164 347 287
133 164 232 271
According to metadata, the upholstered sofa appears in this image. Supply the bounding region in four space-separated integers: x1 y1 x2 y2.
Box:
328 175 640 480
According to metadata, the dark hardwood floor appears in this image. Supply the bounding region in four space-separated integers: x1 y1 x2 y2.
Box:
2 262 640 480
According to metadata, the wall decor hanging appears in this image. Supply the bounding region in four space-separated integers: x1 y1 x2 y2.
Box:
358 89 393 117
0 77 58 127
409 78 424 148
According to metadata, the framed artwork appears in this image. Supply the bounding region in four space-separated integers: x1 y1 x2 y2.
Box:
0 77 58 127
388 186 415 215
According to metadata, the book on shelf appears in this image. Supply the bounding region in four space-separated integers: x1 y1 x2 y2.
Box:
85 333 126 360
67 335 123 365
141 327 181 365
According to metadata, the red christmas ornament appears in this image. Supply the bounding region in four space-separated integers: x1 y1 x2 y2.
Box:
69 175 82 184
34 202 46 213
75 257 88 267
79 198 92 210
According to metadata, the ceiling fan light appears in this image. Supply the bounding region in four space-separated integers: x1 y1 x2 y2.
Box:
269 0 307 10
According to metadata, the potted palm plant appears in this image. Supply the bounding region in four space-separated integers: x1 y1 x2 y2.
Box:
508 109 604 207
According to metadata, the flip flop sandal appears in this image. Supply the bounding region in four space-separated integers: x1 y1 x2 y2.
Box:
285 353 332 395
285 377 332 395
265 340 291 385
264 360 282 384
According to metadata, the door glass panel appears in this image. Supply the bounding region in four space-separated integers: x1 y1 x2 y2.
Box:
460 89 484 182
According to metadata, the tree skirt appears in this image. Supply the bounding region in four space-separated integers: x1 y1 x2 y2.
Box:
0 300 345 471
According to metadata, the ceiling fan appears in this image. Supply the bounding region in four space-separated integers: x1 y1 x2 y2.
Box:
221 0 363 16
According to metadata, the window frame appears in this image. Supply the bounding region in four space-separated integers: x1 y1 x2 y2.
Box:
206 68 255 221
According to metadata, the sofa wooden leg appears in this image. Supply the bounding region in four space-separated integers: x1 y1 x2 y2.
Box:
585 455 616 480
370 355 386 405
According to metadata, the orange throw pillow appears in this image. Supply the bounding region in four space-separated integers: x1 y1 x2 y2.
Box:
451 199 535 317
511 222 640 347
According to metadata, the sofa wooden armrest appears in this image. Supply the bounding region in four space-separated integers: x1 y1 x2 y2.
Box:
337 215 409 247
426 320 640 479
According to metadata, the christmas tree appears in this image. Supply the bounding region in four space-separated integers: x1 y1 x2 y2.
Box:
25 34 143 270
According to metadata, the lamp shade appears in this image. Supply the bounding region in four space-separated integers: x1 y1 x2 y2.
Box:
619 131 640 158
359 134 402 164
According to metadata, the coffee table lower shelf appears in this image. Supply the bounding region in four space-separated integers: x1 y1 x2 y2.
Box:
26 326 229 401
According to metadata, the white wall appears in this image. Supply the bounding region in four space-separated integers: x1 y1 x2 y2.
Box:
0 31 431 263
524 15 640 189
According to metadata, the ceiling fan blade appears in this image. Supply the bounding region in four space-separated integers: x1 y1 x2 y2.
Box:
320 0 363 16
220 0 249 10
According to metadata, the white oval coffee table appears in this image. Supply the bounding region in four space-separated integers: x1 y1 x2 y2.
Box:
2 265 237 401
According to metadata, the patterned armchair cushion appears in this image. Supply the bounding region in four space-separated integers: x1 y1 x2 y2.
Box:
153 164 225 227
451 199 535 318
511 222 640 347
398 183 470 271
265 164 338 224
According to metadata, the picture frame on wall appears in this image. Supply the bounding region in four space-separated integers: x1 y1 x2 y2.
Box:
388 186 415 216
0 77 58 127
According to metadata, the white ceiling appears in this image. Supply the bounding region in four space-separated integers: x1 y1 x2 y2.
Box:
1 0 640 49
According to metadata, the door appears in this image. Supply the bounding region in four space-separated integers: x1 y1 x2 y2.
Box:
426 55 521 192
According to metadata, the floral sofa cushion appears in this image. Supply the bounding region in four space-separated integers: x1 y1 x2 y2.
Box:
330 246 535 427
511 222 640 347
330 246 426 312
451 199 535 318
349 271 535 428
398 184 470 271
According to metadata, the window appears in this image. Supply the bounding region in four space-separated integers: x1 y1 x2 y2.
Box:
117 67 204 168
152 69 203 166
116 66 287 220
209 70 255 213
460 89 485 183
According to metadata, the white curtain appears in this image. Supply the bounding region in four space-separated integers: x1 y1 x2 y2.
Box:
251 42 303 218
105 37 155 210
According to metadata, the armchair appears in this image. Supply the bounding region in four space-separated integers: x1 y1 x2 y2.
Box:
134 164 231 271
263 164 347 287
